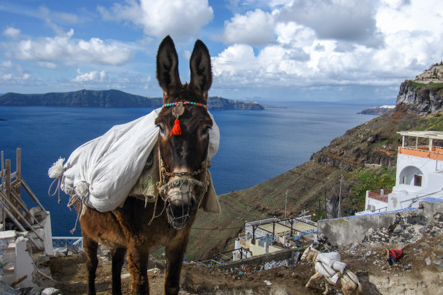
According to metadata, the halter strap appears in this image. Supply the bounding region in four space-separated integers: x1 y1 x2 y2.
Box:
163 101 207 109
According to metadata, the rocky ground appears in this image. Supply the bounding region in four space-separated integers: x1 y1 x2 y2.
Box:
38 213 443 295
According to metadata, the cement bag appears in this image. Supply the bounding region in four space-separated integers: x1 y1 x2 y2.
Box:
315 262 337 280
316 252 341 268
332 261 347 273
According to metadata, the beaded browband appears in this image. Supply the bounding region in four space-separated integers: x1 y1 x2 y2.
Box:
162 101 207 136
163 101 207 109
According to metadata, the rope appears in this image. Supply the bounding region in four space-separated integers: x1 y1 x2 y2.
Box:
147 194 167 226
343 270 359 287
48 177 62 204
67 195 82 234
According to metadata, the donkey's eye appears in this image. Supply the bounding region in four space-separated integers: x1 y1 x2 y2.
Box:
156 124 166 137
201 125 211 137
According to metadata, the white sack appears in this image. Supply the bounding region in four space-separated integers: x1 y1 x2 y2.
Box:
50 108 220 212
316 252 341 268
315 262 337 281
332 261 347 273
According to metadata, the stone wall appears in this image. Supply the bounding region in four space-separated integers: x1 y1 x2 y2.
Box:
215 248 302 271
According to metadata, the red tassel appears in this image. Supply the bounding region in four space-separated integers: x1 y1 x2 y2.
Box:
170 119 181 136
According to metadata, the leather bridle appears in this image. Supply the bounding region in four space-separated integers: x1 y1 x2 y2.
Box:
152 102 211 229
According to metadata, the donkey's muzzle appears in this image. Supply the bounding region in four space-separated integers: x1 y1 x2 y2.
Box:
160 178 209 229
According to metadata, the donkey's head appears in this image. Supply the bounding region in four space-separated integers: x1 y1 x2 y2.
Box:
155 36 213 229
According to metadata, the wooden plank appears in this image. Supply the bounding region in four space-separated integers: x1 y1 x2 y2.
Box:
5 160 14 216
0 169 15 178
0 191 45 242
16 148 21 196
11 179 21 189
0 191 43 250
10 190 42 228
16 148 21 180
21 179 47 213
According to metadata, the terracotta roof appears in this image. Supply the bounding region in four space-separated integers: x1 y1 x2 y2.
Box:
368 191 388 203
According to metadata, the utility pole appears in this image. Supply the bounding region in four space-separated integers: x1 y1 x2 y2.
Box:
285 190 288 218
338 174 343 218
324 189 327 218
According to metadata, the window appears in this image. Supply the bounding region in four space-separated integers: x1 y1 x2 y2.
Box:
414 175 422 187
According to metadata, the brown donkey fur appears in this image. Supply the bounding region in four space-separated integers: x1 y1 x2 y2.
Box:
79 36 214 295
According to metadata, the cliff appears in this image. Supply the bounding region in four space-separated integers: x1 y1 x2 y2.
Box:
396 80 443 114
0 89 264 110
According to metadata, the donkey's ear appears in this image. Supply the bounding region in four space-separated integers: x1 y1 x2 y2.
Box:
156 35 182 96
189 39 212 102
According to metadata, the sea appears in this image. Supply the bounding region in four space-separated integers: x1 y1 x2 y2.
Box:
0 102 375 236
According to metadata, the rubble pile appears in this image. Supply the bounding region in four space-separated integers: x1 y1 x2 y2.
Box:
0 236 62 295
362 212 443 246
341 211 443 276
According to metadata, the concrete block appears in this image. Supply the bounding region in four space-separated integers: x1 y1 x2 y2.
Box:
14 237 37 289
0 231 16 241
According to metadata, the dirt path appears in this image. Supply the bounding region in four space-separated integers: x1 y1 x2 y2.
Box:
43 234 443 295
47 253 325 295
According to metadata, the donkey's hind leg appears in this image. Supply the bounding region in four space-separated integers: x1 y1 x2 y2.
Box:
127 243 149 295
306 271 323 288
83 235 99 295
112 247 127 295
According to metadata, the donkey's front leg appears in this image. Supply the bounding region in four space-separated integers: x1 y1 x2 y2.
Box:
164 234 189 295
127 243 149 295
112 247 127 295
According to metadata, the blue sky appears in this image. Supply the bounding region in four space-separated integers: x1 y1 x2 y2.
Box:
0 0 442 104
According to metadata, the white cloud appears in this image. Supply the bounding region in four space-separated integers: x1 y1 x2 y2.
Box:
74 69 107 82
211 0 443 93
37 62 58 69
67 70 154 94
7 29 134 66
221 9 275 45
2 61 13 68
212 44 259 76
3 27 21 39
275 22 315 48
0 61 38 86
99 0 213 41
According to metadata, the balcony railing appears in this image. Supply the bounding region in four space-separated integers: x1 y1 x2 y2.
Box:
398 146 443 160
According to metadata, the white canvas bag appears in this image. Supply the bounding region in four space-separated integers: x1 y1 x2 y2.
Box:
49 108 220 213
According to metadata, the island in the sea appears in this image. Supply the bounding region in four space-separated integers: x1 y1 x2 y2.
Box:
0 89 264 110
358 105 395 115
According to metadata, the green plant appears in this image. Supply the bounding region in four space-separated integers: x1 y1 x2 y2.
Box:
311 208 326 222
348 166 396 207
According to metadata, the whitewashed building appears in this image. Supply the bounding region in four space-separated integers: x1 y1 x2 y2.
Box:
360 131 443 214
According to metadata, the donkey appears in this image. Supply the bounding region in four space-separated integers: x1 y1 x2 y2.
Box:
79 36 214 295
301 246 363 295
